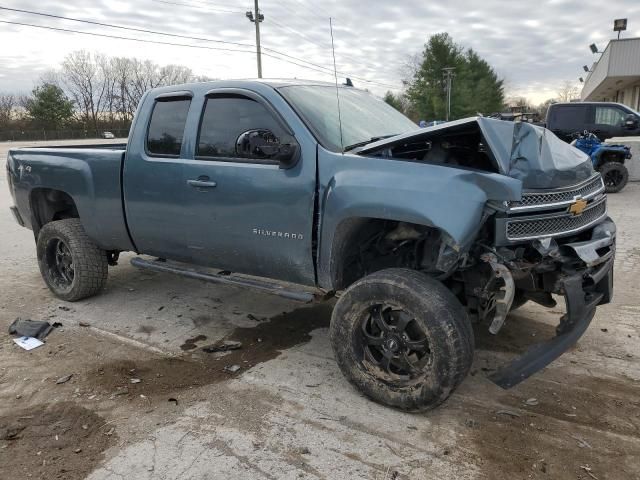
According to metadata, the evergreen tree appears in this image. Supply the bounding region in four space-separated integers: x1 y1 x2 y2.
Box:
25 83 74 129
406 34 504 120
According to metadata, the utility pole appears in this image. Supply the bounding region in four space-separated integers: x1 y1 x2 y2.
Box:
246 0 264 78
442 67 455 121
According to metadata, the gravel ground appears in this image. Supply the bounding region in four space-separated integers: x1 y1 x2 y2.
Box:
1 139 639 480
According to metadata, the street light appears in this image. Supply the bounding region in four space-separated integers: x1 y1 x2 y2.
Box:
583 65 590 72
614 18 627 39
579 77 584 83
589 43 601 54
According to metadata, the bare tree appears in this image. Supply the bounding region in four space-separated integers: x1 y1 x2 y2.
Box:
0 94 16 127
61 51 109 135
557 80 580 102
53 50 206 132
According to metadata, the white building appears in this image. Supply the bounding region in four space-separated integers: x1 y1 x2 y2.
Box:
581 37 640 110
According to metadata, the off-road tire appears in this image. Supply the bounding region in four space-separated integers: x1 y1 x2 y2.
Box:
37 219 108 301
330 268 474 411
599 162 628 193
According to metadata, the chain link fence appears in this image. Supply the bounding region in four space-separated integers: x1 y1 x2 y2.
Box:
0 128 130 142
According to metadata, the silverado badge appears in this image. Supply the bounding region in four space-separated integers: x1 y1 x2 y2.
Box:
569 199 588 216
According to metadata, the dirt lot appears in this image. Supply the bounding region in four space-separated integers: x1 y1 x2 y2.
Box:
1 139 639 480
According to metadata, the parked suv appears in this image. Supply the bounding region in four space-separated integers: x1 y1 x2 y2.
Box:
546 102 640 142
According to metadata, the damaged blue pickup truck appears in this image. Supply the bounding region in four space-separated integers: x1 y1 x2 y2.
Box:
6 80 615 411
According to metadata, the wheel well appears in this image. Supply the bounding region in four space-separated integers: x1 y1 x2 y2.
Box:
30 189 79 236
330 217 456 290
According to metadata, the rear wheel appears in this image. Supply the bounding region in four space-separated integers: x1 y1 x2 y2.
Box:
37 219 108 301
599 162 628 193
330 268 474 411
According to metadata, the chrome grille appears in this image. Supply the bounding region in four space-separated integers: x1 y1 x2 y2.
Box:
506 198 607 240
508 175 604 211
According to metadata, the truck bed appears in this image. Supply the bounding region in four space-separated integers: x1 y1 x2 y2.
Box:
7 145 134 252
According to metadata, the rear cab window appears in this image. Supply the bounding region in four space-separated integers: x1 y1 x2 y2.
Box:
549 104 588 131
146 96 191 156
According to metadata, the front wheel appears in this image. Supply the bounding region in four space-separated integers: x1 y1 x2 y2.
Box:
600 162 629 193
330 268 474 411
37 219 108 301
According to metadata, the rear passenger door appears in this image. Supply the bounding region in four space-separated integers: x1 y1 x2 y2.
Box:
180 89 317 286
123 92 194 262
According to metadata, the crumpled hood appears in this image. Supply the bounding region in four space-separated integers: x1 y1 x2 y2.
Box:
358 117 594 189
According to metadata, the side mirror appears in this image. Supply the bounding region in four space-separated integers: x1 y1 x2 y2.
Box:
624 114 638 130
235 129 299 168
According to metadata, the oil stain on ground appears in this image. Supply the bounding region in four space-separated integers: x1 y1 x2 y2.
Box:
180 334 208 351
0 402 117 480
87 302 333 399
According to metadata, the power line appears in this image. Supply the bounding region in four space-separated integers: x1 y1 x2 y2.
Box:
0 19 337 81
149 0 243 14
0 20 255 54
0 5 253 48
267 16 392 75
0 7 400 89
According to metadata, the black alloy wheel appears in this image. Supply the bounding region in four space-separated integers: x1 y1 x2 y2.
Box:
359 304 431 383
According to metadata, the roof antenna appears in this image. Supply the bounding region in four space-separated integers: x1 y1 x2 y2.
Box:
329 17 344 153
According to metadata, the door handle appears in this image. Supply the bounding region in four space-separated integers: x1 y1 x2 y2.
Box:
187 179 217 188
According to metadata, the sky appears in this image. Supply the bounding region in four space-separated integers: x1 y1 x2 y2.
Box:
0 0 639 104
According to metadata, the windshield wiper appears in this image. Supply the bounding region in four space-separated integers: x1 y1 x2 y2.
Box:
343 134 399 152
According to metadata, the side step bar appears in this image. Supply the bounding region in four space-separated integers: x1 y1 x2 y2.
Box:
130 257 318 303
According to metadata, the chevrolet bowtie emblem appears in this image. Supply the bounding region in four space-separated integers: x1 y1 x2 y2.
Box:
569 199 588 216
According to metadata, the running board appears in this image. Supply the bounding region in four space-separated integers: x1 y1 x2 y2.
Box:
130 257 317 303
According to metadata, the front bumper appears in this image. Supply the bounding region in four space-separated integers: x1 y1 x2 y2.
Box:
488 218 615 388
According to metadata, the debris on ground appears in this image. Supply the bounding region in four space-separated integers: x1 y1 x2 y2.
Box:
13 336 44 351
524 398 539 406
79 322 91 327
168 398 178 406
202 340 242 353
56 374 73 384
294 446 310 455
580 465 599 479
496 410 521 418
8 318 54 340
223 364 241 373
130 378 142 384
571 435 593 449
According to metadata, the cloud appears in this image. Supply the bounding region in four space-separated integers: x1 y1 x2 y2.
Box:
0 0 639 104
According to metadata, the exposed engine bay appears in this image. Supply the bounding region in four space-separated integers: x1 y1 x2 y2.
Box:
368 125 497 173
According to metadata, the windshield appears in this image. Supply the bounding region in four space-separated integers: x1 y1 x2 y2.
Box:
278 85 419 152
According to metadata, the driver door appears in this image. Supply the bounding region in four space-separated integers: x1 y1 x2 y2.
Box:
180 90 316 286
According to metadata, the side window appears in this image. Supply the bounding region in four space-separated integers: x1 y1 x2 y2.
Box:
147 98 191 156
197 95 284 160
552 105 587 130
595 106 626 126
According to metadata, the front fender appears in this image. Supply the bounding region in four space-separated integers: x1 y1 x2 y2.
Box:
316 149 522 289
